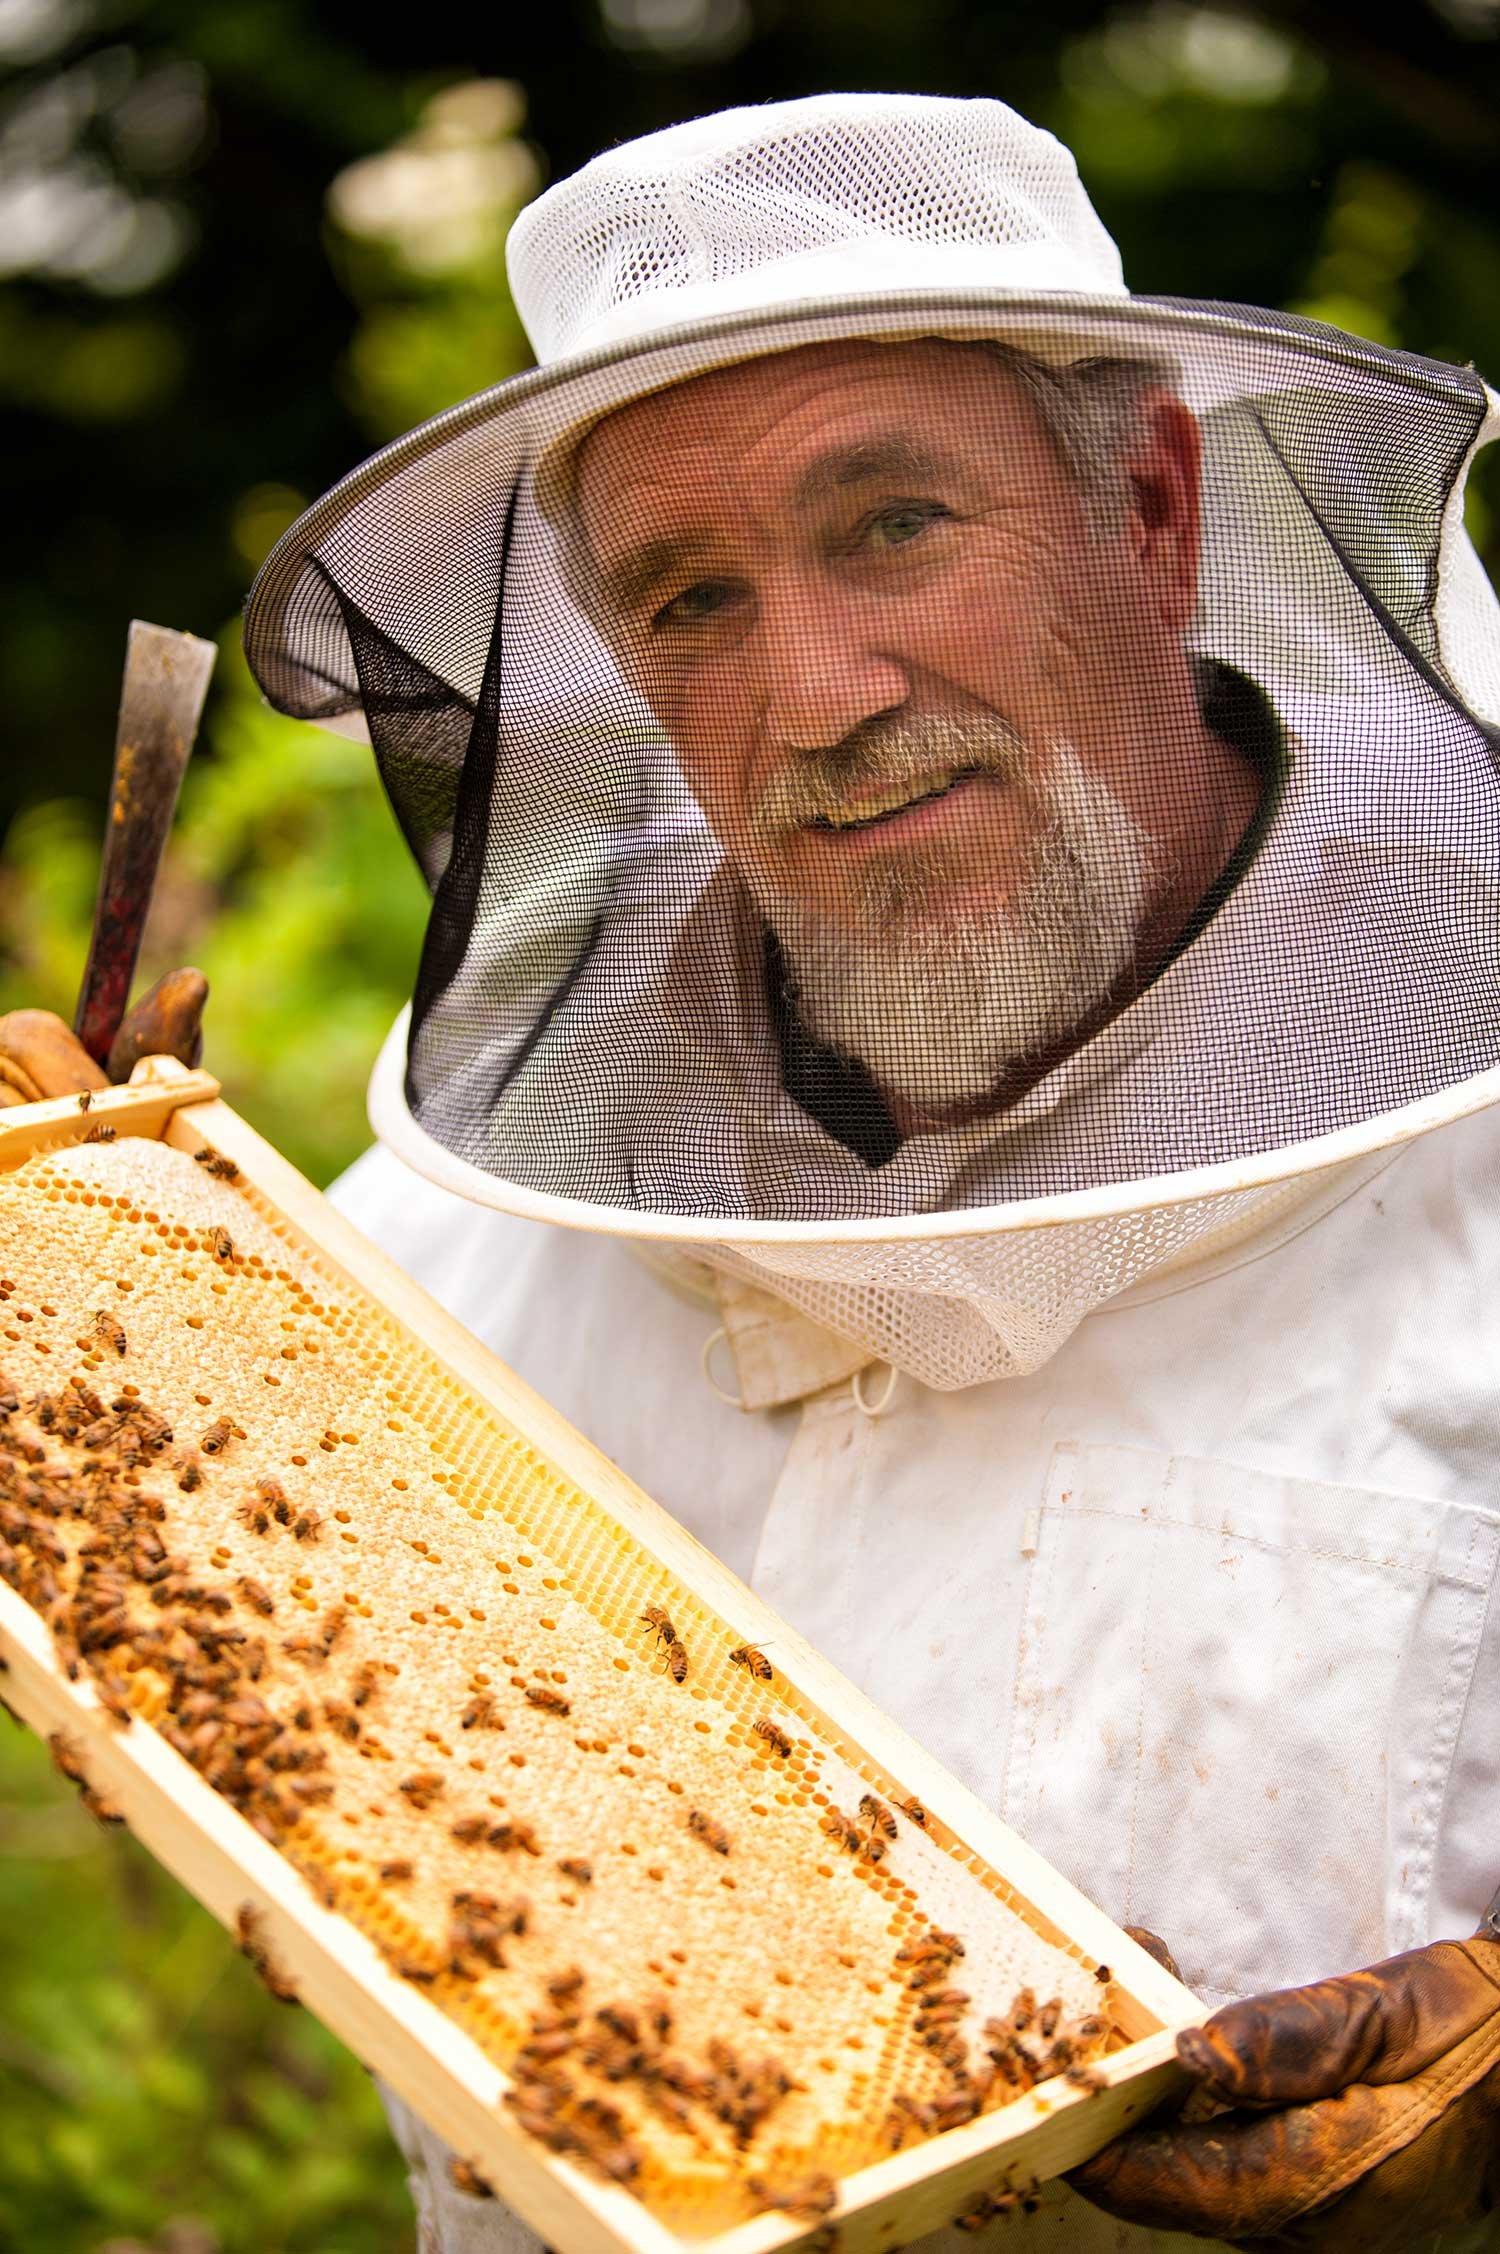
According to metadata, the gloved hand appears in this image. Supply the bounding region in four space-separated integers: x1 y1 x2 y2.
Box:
1068 1913 1500 2249
0 969 208 1107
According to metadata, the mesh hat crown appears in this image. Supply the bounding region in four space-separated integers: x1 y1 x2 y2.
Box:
505 94 1128 366
245 94 1500 1390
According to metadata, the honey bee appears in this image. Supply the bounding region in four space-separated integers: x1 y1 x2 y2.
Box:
80 1785 124 1826
856 1832 886 1866
394 1953 438 1985
898 1795 928 1827
487 1819 540 1855
523 1683 569 1716
92 1673 134 1726
728 1643 772 1681
665 1638 688 1684
207 1227 235 1262
83 1122 117 1143
751 1716 791 1757
174 1451 203 1493
398 1770 445 1810
519 2027 576 2067
1037 1996 1061 2039
47 1731 85 1783
76 1090 92 1112
818 1806 862 1854
938 2073 983 2127
317 1605 346 1655
192 1147 241 1181
885 2092 938 2148
235 1576 274 1618
291 1508 321 1543
1093 1963 1112 1985
687 1808 731 1855
90 1312 127 1357
448 2158 494 2199
235 1904 298 2004
1065 2063 1108 2093
322 1698 360 1741
450 1815 488 1845
747 2174 837 2223
460 1691 499 1730
200 1418 234 1457
1009 1986 1037 2033
982 2022 1036 2089
954 2191 1017 2232
858 1793 897 1840
639 1604 675 1646
379 1858 414 1882
350 1661 382 1709
915 1986 971 2017
557 1857 593 1886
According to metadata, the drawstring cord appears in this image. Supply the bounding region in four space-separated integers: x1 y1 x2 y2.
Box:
852 1361 898 1418
701 1327 899 1418
700 1325 745 1409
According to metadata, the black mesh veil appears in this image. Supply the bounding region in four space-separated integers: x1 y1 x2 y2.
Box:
245 293 1500 1381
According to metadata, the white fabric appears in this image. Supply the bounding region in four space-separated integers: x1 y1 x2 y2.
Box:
327 1116 1500 2253
506 94 1127 368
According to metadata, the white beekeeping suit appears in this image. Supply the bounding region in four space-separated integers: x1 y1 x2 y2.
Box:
326 1108 1500 2254
246 90 1500 2254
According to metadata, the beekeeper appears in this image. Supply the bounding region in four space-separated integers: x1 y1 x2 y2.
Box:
15 87 1500 2253
242 85 1500 2254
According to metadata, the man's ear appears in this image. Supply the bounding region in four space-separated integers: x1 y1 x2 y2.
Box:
1121 393 1202 631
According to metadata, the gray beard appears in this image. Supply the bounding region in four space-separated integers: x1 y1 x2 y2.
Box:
755 742 1160 1118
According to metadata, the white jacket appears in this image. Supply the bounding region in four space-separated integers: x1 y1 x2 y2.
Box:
325 1114 1500 2254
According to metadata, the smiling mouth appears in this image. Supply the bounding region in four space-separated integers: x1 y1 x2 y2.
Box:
809 766 983 833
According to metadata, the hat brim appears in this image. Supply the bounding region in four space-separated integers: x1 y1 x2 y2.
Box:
244 285 1492 740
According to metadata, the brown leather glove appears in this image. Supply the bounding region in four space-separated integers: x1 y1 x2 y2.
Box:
0 970 208 1107
1068 1913 1500 2249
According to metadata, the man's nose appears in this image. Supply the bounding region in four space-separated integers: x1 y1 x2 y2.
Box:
752 580 911 750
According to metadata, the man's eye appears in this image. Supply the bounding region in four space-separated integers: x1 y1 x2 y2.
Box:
863 502 949 548
654 579 737 627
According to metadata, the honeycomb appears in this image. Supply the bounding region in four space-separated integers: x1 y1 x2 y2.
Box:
0 1133 1112 2235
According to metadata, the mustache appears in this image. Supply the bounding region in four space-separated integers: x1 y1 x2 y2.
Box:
748 706 1029 836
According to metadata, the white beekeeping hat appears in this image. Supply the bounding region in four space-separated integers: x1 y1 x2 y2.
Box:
245 94 1500 1387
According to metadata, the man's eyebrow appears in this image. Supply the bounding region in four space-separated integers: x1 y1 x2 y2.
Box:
792 436 961 507
590 437 961 613
596 536 716 617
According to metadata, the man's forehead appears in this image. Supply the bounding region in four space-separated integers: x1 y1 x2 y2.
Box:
573 336 1038 536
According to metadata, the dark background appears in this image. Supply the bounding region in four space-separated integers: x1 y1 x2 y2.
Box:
1 6 1499 2249
4 0 1499 832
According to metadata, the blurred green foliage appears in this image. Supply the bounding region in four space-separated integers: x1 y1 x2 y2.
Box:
0 1716 413 2253
2 3 1499 2249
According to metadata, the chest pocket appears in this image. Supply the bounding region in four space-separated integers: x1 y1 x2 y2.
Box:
1001 1443 1498 2011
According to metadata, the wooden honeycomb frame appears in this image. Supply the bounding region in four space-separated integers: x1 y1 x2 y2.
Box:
0 1057 1201 2253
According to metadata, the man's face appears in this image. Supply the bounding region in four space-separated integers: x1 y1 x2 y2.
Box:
573 339 1205 1112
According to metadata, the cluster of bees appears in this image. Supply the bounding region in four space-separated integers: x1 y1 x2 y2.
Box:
0 1357 367 1854
502 1962 836 2232
878 1932 1110 2156
0 1338 850 2223
0 1189 1117 2241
